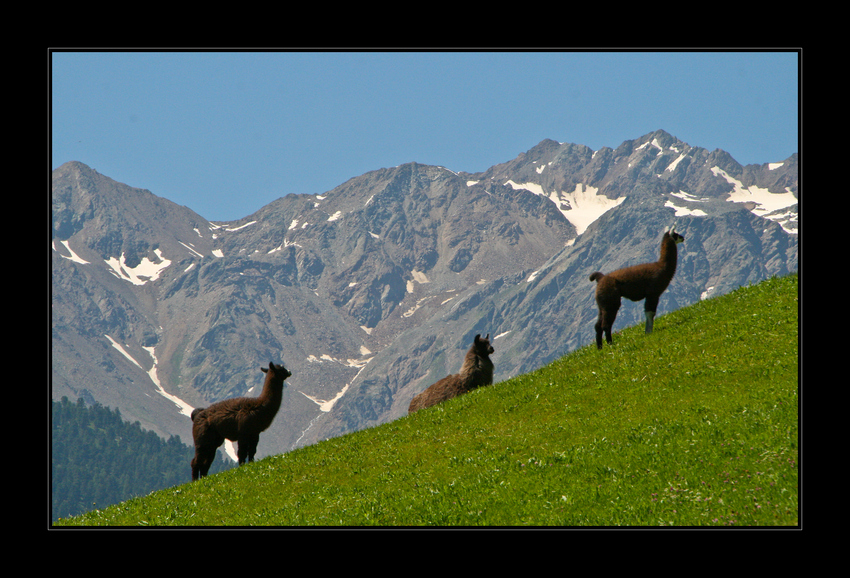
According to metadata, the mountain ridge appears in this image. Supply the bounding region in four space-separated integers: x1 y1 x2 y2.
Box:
51 129 798 462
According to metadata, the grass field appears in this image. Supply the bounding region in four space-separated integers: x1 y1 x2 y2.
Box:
54 273 798 527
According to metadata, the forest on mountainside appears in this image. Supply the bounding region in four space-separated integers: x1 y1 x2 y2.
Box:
51 396 232 522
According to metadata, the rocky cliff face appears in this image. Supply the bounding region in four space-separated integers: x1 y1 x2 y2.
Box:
51 130 798 459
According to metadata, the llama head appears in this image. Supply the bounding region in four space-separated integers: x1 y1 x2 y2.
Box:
261 361 292 381
666 225 684 244
474 333 495 355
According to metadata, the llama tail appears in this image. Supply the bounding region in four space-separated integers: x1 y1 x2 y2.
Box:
589 271 605 282
191 407 206 422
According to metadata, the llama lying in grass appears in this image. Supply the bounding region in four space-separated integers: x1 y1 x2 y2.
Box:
408 334 495 413
190 361 291 481
589 227 684 349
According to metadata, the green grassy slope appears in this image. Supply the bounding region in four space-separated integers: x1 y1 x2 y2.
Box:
54 274 798 527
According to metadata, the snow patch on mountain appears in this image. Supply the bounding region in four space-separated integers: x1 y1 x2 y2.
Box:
268 238 302 253
53 239 90 264
403 296 435 318
224 221 256 232
305 353 372 369
711 166 798 233
104 335 194 418
637 137 665 154
104 249 172 285
665 191 709 217
665 152 688 173
405 269 430 293
301 354 373 413
178 241 204 258
505 180 626 235
665 201 708 217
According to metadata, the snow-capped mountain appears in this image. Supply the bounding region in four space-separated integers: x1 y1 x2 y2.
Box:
51 129 798 462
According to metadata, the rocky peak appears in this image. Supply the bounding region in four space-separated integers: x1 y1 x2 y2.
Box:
52 130 798 459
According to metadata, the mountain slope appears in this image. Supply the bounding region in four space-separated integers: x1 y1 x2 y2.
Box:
54 273 799 527
300 130 797 445
51 130 798 461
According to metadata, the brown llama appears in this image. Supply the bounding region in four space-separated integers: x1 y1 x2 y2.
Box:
408 334 495 414
190 361 291 481
589 227 684 349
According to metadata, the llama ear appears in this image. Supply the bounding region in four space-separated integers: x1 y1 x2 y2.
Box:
474 334 481 343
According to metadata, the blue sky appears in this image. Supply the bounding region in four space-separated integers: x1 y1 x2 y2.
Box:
51 50 799 222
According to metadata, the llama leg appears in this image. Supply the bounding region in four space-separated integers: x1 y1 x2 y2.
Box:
191 455 201 481
645 310 655 333
245 433 260 463
604 309 616 345
236 440 248 465
237 433 260 465
595 308 617 349
198 448 215 478
191 427 224 480
644 295 659 334
594 312 605 349
598 304 618 347
192 446 217 480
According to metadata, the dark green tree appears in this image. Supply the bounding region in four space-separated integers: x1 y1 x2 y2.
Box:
51 396 233 522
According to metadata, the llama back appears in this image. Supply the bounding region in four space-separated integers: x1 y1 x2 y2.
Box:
609 230 682 301
610 263 670 301
408 333 495 414
195 396 276 440
408 374 463 413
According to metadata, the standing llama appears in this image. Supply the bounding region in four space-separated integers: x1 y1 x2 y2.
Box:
408 334 495 413
190 361 291 481
589 227 684 349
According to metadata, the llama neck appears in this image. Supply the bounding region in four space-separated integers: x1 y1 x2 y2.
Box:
659 235 678 273
460 350 493 383
258 377 284 410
